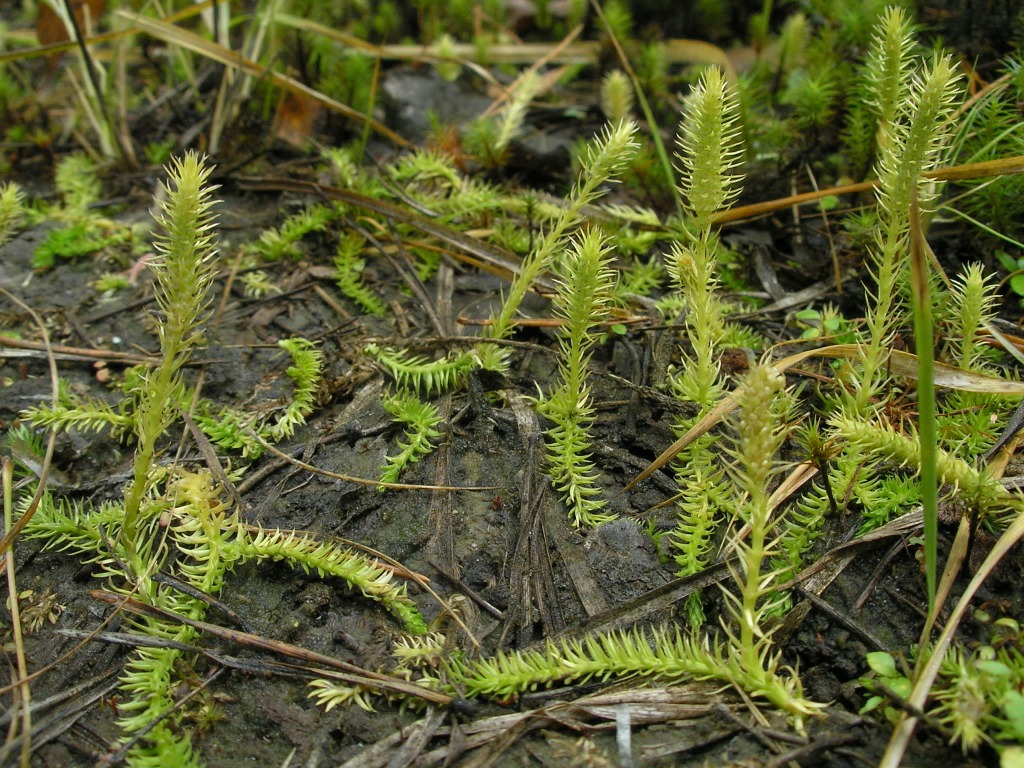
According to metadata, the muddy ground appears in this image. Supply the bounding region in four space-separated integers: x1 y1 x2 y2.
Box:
1 58 1019 768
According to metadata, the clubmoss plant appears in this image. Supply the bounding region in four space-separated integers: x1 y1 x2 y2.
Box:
600 70 634 125
0 181 25 246
363 122 638 390
721 364 797 670
378 391 443 489
31 154 137 270
365 343 476 397
17 465 426 765
334 232 386 316
13 147 420 761
935 266 1006 460
830 414 1012 520
492 71 539 163
840 7 916 180
428 363 820 728
853 42 961 413
666 65 744 624
948 264 999 373
388 149 504 220
484 119 639 349
862 630 1024 757
54 152 102 215
248 202 339 261
461 71 539 170
195 337 323 458
865 7 917 148
120 152 219 550
536 229 617 527
669 65 742 410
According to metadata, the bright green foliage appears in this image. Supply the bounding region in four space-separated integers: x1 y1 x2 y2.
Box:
322 145 380 193
933 265 1007 460
781 69 838 130
674 67 743 232
598 0 633 44
635 42 669 101
864 7 916 144
948 264 999 373
273 337 322 440
777 12 810 74
391 147 461 189
33 219 133 269
239 525 426 633
17 464 427 765
388 149 503 219
670 65 743 408
862 631 1024 756
600 205 661 256
615 254 665 300
843 6 917 180
794 305 858 343
237 269 274 298
860 650 913 722
536 230 616 527
492 70 539 163
93 272 132 294
721 364 801 694
30 153 137 269
379 391 443 488
23 377 132 437
311 41 375 111
946 57 1024 246
933 644 1024 754
770 420 832 594
670 432 729 626
432 33 461 81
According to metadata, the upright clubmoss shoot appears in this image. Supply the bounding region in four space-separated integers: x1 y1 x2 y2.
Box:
55 152 102 215
436 366 820 727
0 182 25 246
601 70 634 124
122 152 219 550
948 264 999 372
484 120 638 348
670 65 743 409
865 7 916 149
722 365 795 670
854 37 961 413
667 66 744 623
537 230 617 527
